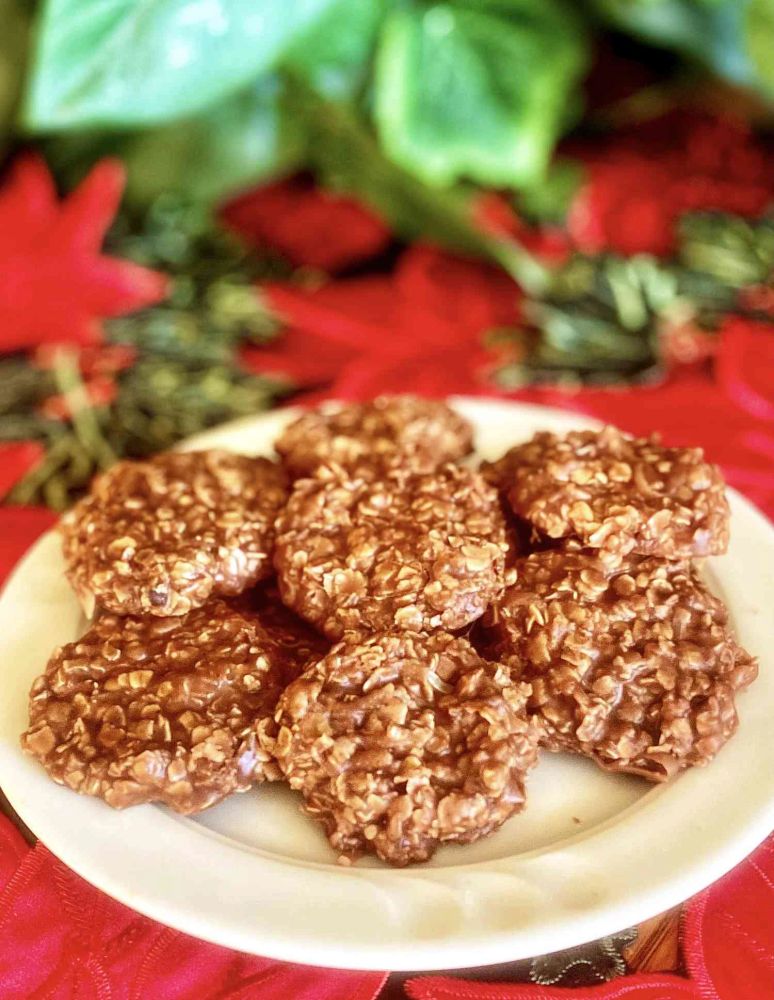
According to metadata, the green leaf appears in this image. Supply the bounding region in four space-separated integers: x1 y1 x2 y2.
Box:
121 77 305 207
373 0 588 188
283 0 385 100
747 0 774 88
289 80 549 293
25 0 344 130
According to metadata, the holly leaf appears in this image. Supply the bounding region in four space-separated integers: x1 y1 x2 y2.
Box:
24 0 344 129
373 0 588 188
121 77 305 207
283 0 385 100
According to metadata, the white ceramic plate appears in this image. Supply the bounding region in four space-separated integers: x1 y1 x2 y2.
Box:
1 398 773 972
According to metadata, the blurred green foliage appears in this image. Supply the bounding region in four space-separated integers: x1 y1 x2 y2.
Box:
1 0 773 253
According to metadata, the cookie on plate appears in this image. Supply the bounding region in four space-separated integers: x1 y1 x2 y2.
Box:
230 584 329 685
268 630 541 866
275 395 473 478
479 549 758 780
483 426 729 562
21 600 289 813
61 450 288 617
274 463 508 640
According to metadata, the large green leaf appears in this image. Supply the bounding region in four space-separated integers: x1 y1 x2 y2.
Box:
283 0 385 100
121 77 305 206
290 81 548 293
25 0 343 130
373 0 588 188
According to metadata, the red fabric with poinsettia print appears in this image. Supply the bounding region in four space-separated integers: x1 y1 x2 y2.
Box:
0 820 386 1000
406 976 698 999
566 113 774 257
0 155 167 351
220 176 391 272
246 244 522 401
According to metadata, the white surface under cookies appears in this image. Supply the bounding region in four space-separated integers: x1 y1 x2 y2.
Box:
0 397 772 971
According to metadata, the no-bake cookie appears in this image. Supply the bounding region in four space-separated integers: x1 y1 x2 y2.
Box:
275 395 473 478
483 427 729 562
479 549 757 780
269 630 541 865
274 463 508 640
61 450 288 617
21 600 288 813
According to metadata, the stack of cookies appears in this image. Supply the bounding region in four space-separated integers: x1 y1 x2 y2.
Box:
21 396 757 867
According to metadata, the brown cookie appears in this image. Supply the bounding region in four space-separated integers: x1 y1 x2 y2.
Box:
275 395 473 478
230 584 330 685
21 601 289 814
268 630 541 866
483 427 729 562
61 450 288 617
479 549 757 780
274 463 508 640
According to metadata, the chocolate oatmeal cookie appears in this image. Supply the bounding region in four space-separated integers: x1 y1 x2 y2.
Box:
232 584 329 684
274 463 508 640
61 450 288 617
269 630 541 865
21 601 289 813
480 549 757 780
275 395 473 478
483 427 729 562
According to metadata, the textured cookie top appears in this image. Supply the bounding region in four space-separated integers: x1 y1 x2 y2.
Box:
483 427 730 562
21 601 288 814
480 549 757 780
232 584 329 685
269 630 541 866
61 450 288 617
275 395 474 478
274 463 508 640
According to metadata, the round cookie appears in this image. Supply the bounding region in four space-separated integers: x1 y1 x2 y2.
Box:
21 600 289 813
479 549 757 780
61 450 288 617
275 395 473 478
483 426 729 562
231 584 329 684
274 463 508 640
268 630 541 866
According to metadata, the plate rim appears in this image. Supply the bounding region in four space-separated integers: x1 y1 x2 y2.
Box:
1 396 773 971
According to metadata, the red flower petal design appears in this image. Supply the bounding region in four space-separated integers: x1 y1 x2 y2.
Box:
246 245 521 402
0 155 167 352
566 113 774 257
221 176 391 272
